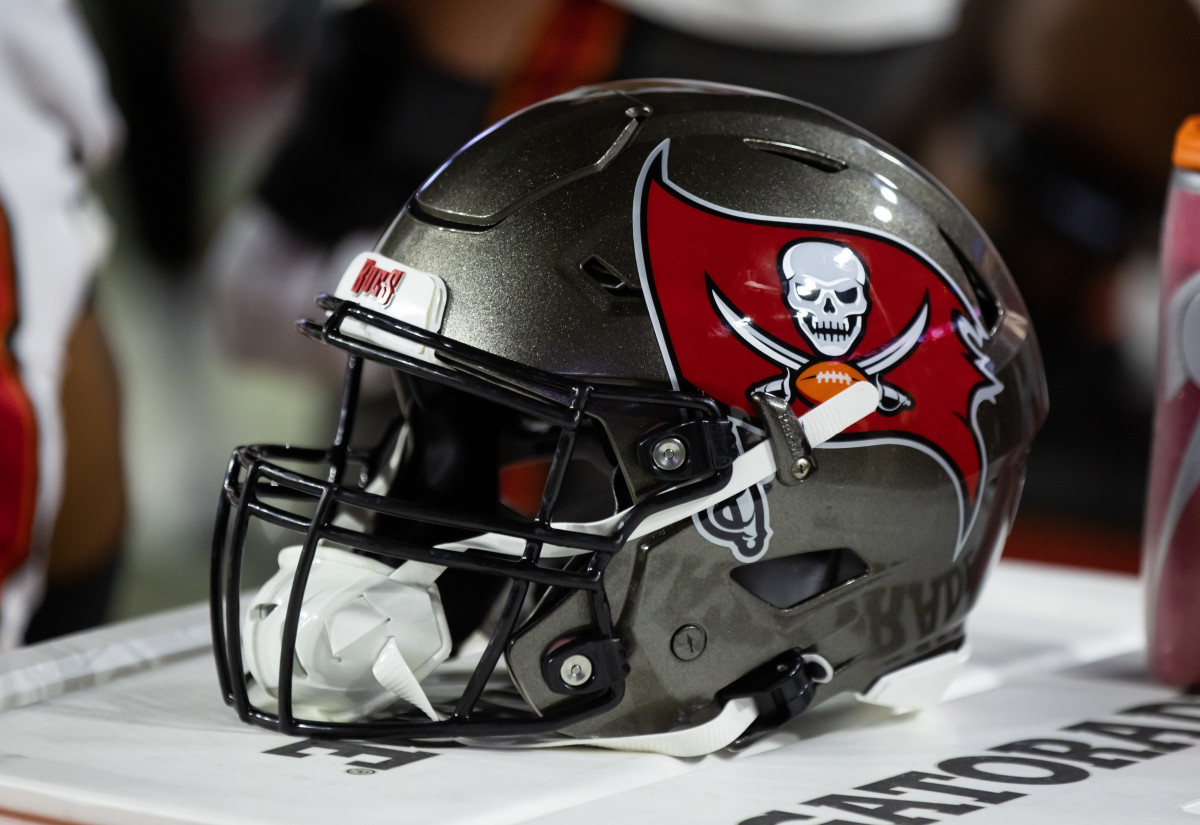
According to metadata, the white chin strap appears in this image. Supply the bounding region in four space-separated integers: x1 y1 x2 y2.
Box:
532 696 764 758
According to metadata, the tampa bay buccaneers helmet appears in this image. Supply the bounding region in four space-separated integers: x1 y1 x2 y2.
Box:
211 80 1046 756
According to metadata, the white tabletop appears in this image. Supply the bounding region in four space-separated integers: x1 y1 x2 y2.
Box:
0 560 1195 825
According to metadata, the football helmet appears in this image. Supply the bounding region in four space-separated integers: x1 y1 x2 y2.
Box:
212 80 1047 756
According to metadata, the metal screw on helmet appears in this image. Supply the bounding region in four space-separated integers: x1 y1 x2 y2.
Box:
652 436 687 471
791 456 814 481
671 624 707 661
560 654 593 687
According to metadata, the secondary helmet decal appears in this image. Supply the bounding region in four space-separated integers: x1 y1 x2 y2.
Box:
633 141 1003 558
693 427 773 563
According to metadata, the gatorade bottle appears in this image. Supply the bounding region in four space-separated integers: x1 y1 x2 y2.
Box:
1143 115 1200 688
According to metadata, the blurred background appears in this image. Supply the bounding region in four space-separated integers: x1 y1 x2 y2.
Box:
43 0 1200 622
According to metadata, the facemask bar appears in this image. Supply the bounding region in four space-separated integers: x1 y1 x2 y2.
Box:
211 296 740 742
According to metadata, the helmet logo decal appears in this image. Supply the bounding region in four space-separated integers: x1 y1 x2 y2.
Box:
709 249 928 414
349 256 406 308
694 471 773 563
333 252 449 361
633 141 1002 558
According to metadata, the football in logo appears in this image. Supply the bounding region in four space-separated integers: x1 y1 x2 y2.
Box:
795 361 868 405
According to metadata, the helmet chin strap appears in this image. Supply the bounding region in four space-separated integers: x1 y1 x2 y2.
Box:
476 695 763 758
468 650 834 758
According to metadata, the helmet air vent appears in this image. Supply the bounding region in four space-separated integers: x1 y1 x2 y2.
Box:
730 548 867 609
743 138 848 173
580 254 641 298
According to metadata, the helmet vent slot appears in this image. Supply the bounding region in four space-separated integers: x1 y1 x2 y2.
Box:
580 255 641 298
743 138 847 173
730 548 867 609
939 228 1001 335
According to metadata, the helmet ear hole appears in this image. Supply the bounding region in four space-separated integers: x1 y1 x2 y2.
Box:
730 548 868 609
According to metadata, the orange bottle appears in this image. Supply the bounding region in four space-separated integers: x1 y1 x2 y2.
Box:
1143 115 1200 687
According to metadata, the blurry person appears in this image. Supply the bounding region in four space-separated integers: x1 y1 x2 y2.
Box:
908 0 1200 540
204 0 968 380
0 0 126 647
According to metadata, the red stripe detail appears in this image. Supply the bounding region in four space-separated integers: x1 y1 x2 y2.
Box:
0 200 38 586
487 0 629 123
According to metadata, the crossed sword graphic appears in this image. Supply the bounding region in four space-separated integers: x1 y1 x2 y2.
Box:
708 283 930 413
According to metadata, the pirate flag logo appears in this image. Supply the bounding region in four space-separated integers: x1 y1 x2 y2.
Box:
633 141 1002 561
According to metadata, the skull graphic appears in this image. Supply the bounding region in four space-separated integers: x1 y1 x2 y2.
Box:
779 240 870 357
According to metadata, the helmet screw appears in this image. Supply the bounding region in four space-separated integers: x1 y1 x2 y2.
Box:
790 456 814 481
671 624 707 661
560 654 593 687
652 436 688 471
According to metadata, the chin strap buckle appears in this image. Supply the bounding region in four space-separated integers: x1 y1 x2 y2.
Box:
718 649 834 736
752 393 817 485
752 382 881 486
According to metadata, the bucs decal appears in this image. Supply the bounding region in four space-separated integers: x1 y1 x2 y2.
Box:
633 141 1002 559
708 239 928 414
694 430 773 562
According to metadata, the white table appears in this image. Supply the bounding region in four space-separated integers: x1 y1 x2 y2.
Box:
0 561 1195 825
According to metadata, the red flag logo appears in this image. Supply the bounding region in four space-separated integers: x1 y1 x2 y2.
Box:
634 142 1001 556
